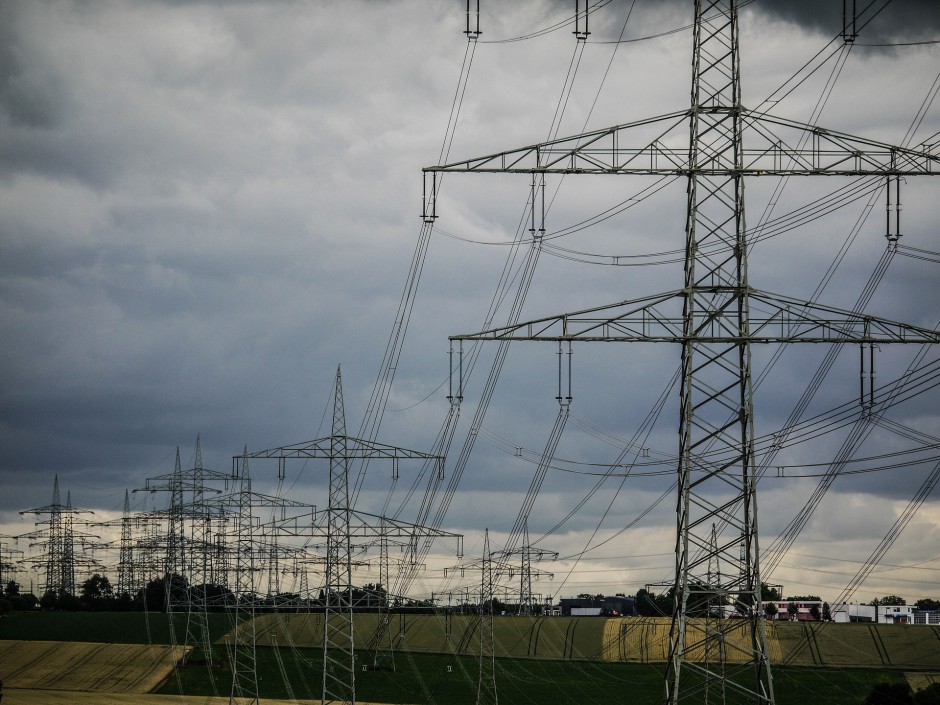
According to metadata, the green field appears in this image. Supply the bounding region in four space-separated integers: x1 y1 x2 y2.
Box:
0 610 234 646
1 612 933 704
158 645 909 705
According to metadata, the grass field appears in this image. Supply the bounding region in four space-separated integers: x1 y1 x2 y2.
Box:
2 612 935 704
158 645 909 705
0 610 233 645
4 611 938 670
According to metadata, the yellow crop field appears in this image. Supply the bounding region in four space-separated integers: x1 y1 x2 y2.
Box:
0 640 189 693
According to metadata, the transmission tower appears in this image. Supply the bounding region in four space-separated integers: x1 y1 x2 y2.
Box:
117 490 137 597
477 529 497 705
136 448 190 609
323 365 356 705
0 537 23 591
495 522 557 616
229 453 260 705
181 436 231 667
236 366 463 705
19 476 98 596
424 1 940 703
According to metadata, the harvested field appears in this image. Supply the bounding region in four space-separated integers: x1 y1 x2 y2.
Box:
238 614 940 669
600 617 783 663
905 672 940 691
0 640 188 693
246 613 606 660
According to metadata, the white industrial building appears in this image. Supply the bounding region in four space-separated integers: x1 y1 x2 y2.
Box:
829 603 940 624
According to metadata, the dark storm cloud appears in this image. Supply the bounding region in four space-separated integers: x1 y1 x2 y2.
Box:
570 0 940 44
755 0 940 42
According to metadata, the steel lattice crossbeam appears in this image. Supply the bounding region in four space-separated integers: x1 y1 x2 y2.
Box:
422 109 939 178
447 289 940 345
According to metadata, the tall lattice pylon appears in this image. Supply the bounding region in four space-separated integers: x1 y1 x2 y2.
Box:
477 529 498 705
425 1 940 703
117 490 136 597
667 3 772 701
323 365 356 705
183 435 230 668
234 367 462 705
19 476 96 597
229 452 259 705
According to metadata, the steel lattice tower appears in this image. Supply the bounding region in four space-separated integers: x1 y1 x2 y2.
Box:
323 365 356 705
668 3 772 701
117 490 136 597
234 366 462 705
20 476 96 597
229 453 260 705
476 529 497 705
424 1 940 703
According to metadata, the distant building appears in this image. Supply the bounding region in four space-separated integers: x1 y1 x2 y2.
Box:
762 600 824 621
559 595 636 617
829 603 939 624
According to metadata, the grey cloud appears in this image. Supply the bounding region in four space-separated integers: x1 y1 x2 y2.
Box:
1 0 937 603
0 4 68 129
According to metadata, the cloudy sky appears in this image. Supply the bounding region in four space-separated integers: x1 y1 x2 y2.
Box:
2 0 939 605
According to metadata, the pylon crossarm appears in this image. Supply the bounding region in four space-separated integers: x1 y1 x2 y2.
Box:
425 110 690 174
236 436 442 461
449 288 939 344
748 290 940 343
423 106 938 177
744 109 939 174
450 290 684 341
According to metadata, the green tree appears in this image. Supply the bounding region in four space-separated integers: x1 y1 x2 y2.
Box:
785 595 821 601
787 602 798 619
913 682 940 705
39 589 58 610
871 595 906 606
914 598 940 611
4 580 20 597
809 604 821 621
760 583 782 601
635 589 672 617
822 602 832 621
80 574 114 611
864 682 913 705
576 593 605 601
10 592 38 611
80 574 112 600
764 602 778 619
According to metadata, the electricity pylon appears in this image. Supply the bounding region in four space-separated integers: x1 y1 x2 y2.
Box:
229 453 259 705
19 476 98 597
494 522 557 616
117 490 137 597
478 529 497 705
235 366 463 705
424 1 940 703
